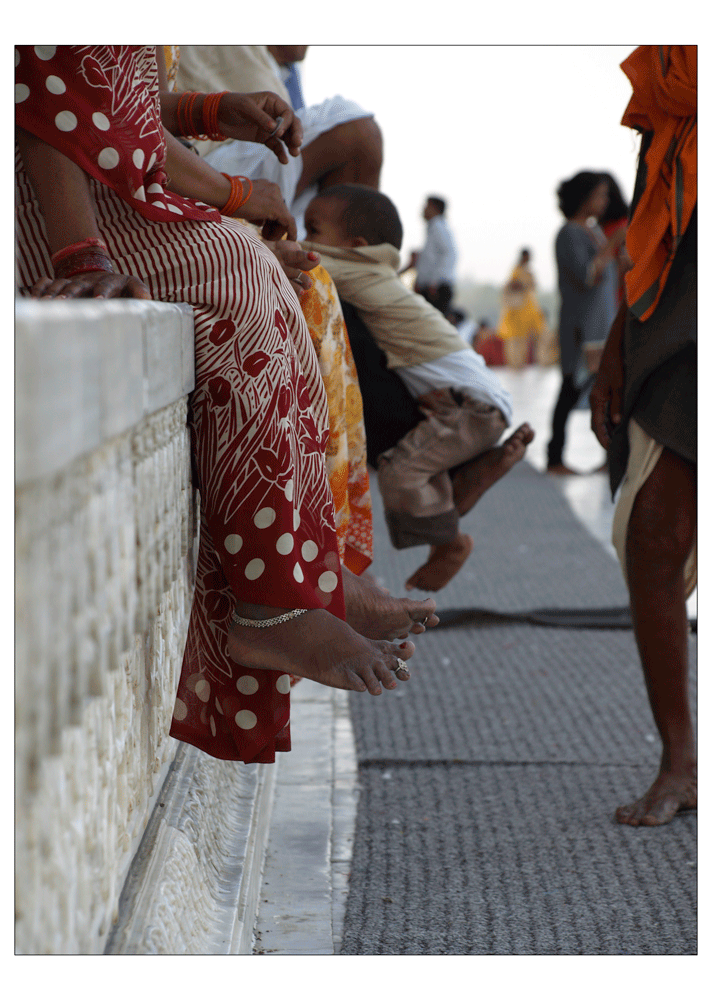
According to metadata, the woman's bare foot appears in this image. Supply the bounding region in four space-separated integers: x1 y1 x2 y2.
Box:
227 606 415 695
452 423 535 515
405 533 474 592
616 764 697 826
342 566 438 640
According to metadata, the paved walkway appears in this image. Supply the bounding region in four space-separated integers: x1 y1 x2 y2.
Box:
252 365 697 956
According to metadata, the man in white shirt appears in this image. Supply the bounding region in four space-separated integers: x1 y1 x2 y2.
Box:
415 196 458 315
176 46 383 239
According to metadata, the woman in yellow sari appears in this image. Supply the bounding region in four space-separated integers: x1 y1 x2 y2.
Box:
498 248 548 369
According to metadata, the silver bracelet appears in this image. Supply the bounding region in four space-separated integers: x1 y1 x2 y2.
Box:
231 607 309 628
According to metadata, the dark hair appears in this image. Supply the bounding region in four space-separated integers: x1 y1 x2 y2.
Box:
556 171 605 220
321 183 404 250
427 196 446 215
598 173 629 225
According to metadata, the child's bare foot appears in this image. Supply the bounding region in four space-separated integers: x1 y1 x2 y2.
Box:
227 606 415 695
616 764 697 826
452 423 535 516
404 533 474 592
342 566 438 640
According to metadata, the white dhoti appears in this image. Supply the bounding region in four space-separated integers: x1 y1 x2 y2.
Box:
611 417 697 598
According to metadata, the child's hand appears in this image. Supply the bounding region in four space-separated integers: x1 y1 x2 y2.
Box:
264 241 320 297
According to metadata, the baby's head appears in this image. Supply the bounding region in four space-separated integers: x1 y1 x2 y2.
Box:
304 184 404 250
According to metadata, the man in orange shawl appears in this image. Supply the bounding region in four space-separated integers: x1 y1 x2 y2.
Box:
590 46 696 826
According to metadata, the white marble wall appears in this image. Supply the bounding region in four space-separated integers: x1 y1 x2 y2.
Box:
15 300 198 954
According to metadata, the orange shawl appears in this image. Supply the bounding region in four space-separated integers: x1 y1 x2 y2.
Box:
621 45 697 321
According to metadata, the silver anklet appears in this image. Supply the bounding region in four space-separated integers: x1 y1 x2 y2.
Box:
232 608 309 628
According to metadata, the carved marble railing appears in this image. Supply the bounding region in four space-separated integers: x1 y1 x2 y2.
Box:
15 299 275 954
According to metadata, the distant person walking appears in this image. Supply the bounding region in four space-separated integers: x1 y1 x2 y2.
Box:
546 171 623 475
497 248 549 369
414 195 458 315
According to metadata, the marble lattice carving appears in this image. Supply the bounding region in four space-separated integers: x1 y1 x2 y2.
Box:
15 399 197 954
106 748 275 955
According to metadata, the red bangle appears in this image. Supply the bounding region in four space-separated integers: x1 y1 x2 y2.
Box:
177 91 201 138
53 247 114 280
202 92 228 141
51 237 109 266
220 174 253 216
176 91 227 141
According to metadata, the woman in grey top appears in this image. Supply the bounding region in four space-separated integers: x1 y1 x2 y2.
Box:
546 172 624 474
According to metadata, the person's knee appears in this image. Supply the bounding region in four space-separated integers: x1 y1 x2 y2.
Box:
626 492 695 578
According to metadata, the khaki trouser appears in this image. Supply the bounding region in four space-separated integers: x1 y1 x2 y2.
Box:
377 388 507 548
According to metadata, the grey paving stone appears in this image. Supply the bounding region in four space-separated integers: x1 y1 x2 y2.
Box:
340 762 697 955
341 456 697 956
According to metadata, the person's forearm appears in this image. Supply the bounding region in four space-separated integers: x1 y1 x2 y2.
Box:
17 127 100 255
162 127 230 207
597 299 627 368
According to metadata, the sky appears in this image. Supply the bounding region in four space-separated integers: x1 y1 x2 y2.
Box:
299 45 639 292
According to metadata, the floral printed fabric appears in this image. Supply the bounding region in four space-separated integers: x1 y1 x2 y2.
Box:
299 266 373 576
15 45 219 224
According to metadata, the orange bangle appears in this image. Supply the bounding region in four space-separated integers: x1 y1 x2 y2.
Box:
176 91 227 141
220 174 253 216
176 92 198 137
202 92 227 141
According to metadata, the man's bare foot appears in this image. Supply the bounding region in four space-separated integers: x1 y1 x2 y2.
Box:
342 566 438 640
227 607 415 695
452 423 535 516
616 764 697 826
405 533 474 592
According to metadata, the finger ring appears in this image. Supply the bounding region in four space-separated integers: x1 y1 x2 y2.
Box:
394 658 409 676
268 115 284 138
418 616 429 626
292 271 305 286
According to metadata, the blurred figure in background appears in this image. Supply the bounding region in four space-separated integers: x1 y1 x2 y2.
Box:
414 195 458 315
497 248 549 369
591 45 696 826
446 307 477 346
546 171 623 475
472 318 505 367
599 172 632 305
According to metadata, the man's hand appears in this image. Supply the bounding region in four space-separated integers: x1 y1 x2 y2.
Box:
217 92 303 164
590 301 627 449
236 179 298 241
590 352 624 449
28 272 151 300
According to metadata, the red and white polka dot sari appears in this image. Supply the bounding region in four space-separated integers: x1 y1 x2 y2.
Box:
16 45 347 763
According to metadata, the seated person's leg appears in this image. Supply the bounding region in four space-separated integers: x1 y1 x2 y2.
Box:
168 221 417 763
